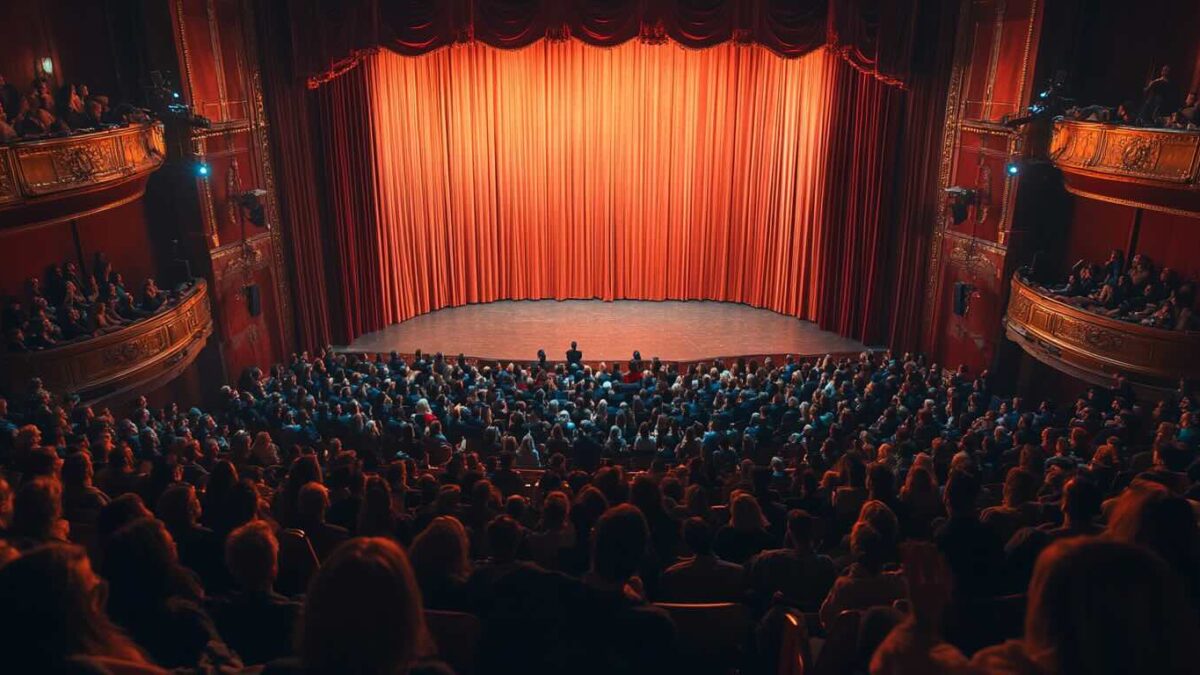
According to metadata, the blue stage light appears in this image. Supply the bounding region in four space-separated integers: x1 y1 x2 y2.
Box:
196 162 210 178
1006 162 1020 176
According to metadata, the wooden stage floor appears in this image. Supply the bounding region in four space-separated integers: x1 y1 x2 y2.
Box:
342 300 870 363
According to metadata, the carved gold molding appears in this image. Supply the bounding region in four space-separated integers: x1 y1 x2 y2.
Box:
225 156 242 229
982 0 1006 121
0 122 165 205
241 0 296 352
0 280 213 404
924 0 976 349
1061 183 1200 218
1050 120 1200 185
1004 274 1200 386
948 241 1001 279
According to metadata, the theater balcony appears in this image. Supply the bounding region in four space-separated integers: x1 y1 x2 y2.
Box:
1004 273 1200 391
1049 119 1200 216
0 280 213 406
0 121 166 230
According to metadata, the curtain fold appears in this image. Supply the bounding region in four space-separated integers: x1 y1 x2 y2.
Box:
290 0 910 88
813 58 904 340
257 0 335 349
827 0 918 87
316 67 387 341
883 0 959 351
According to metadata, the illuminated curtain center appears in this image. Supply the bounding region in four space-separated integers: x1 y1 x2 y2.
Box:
367 41 835 325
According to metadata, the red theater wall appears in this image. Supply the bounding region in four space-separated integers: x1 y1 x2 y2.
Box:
148 0 294 377
924 0 1043 372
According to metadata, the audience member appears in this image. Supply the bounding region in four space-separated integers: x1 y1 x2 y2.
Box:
210 520 302 665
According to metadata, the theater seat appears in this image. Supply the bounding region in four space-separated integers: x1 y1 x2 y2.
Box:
69 655 171 674
277 528 319 596
944 593 1027 656
812 609 859 675
654 602 750 674
776 608 809 675
425 609 481 675
753 602 809 675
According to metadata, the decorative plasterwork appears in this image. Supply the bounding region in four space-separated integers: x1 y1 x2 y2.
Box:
1050 120 1200 185
0 280 213 404
1004 274 1200 386
0 122 165 203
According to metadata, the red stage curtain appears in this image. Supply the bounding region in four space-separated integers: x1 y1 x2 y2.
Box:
343 41 907 344
883 0 960 351
316 67 388 340
290 0 911 88
261 1 947 351
813 67 903 341
827 0 918 87
257 0 336 348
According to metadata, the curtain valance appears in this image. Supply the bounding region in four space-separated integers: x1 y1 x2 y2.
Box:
292 0 915 89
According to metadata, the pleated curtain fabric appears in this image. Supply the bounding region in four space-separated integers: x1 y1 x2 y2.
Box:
365 41 848 335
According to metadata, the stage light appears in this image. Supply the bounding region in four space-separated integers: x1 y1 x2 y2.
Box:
195 162 210 178
40 57 53 75
173 92 181 99
235 189 270 228
944 186 977 225
1006 162 1021 177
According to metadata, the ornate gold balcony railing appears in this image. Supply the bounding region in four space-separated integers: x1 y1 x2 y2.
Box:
1 280 213 405
1049 119 1200 215
0 121 165 228
1004 274 1200 388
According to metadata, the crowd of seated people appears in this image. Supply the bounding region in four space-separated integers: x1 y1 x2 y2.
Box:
0 73 149 143
0 347 1198 674
1039 250 1197 330
1064 65 1200 130
2 252 185 352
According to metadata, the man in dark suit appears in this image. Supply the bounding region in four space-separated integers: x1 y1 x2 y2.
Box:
295 481 349 562
571 421 604 472
566 341 583 370
744 509 836 614
490 452 526 498
209 521 302 665
659 517 744 602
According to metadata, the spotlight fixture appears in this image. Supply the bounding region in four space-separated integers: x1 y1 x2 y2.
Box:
1006 162 1021 177
943 186 977 225
147 70 210 128
235 189 269 229
195 162 210 178
1003 72 1072 128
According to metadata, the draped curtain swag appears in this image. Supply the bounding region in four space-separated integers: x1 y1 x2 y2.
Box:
291 0 915 89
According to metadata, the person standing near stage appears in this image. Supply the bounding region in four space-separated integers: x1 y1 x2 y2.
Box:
566 341 583 371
